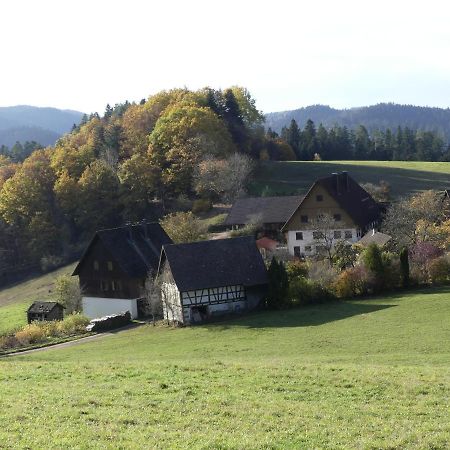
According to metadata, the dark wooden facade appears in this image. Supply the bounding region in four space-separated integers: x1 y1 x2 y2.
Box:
76 239 144 299
27 302 65 324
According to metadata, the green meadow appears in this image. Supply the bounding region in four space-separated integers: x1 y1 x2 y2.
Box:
0 287 449 449
250 160 450 197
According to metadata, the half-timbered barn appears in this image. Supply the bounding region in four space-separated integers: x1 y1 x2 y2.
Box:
72 223 172 319
158 236 268 325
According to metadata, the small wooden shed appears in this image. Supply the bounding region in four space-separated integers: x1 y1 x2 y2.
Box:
27 302 65 324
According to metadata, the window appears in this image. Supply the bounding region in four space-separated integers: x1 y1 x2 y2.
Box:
294 246 301 257
111 280 122 291
316 245 326 255
333 214 341 222
345 230 353 239
305 245 312 252
334 230 342 239
313 231 324 239
107 261 113 271
316 194 323 202
301 215 308 223
100 280 109 291
295 232 303 240
94 260 99 271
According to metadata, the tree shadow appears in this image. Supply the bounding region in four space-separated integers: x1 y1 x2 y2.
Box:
202 301 396 330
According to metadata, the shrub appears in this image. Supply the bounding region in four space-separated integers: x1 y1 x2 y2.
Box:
160 211 206 244
0 335 19 350
399 247 410 288
15 323 46 346
57 313 90 335
265 257 290 309
54 274 82 314
289 277 335 306
333 266 375 298
285 260 308 279
192 198 212 214
428 255 450 284
307 259 338 289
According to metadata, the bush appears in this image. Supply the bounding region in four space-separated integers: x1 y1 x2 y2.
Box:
54 274 82 314
15 323 46 346
289 277 335 306
428 255 450 284
192 198 212 214
285 260 308 279
307 260 338 290
57 313 90 335
333 266 375 298
0 335 19 350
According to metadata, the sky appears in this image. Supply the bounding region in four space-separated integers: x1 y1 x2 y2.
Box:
2 0 450 114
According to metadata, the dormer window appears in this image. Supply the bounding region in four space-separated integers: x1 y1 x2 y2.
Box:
301 215 308 223
316 194 323 202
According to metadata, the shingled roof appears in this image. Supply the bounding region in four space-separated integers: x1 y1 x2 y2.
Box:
160 236 268 292
224 195 303 226
73 223 172 278
283 172 381 230
358 230 392 247
27 302 64 314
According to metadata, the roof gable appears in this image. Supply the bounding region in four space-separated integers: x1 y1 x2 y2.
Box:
73 223 173 278
28 302 65 313
160 237 268 292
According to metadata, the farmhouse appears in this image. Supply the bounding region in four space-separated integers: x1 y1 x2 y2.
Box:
224 195 303 237
282 171 381 257
73 223 172 319
158 236 268 325
27 302 64 323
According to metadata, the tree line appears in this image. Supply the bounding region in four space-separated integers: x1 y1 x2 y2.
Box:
276 119 450 161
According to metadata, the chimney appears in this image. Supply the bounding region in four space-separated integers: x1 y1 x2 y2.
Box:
332 172 340 194
342 171 350 191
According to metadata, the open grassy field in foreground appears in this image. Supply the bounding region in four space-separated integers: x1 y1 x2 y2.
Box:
250 160 450 197
0 264 76 335
0 287 449 449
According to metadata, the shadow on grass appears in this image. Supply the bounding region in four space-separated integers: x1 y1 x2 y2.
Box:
203 301 396 330
250 162 450 197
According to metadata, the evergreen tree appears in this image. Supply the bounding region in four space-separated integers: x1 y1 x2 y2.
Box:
399 247 410 288
286 119 301 158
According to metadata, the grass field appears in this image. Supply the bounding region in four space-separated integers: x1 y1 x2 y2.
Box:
250 160 450 197
0 286 449 448
0 264 75 334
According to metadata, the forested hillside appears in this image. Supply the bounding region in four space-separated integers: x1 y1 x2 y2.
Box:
0 87 281 281
0 106 83 147
266 103 450 137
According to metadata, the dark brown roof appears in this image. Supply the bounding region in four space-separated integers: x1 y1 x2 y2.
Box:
73 223 172 278
283 172 381 230
160 236 268 292
224 195 303 226
27 302 65 313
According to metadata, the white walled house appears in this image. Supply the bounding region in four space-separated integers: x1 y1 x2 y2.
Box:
72 223 172 319
158 237 268 325
282 172 382 257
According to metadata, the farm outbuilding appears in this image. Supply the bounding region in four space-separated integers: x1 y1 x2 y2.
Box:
27 302 65 323
158 236 268 325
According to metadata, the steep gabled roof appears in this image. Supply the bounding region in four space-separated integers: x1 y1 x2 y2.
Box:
282 172 381 230
73 223 172 278
224 196 304 226
358 230 392 247
160 236 268 292
27 302 65 313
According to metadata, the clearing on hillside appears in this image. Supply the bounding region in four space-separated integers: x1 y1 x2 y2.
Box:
1 287 449 448
250 160 450 197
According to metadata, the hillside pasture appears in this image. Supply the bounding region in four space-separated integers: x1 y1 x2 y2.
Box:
250 160 450 197
0 287 449 448
0 264 75 334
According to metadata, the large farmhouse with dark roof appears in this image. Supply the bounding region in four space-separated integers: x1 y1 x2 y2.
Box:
282 171 382 256
224 195 303 236
158 236 268 325
73 223 172 319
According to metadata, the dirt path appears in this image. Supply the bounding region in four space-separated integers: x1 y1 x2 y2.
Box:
3 322 145 357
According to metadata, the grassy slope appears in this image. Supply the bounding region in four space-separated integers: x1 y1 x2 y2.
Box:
0 264 76 334
250 160 450 197
0 287 449 448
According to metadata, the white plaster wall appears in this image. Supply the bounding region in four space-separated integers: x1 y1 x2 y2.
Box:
82 297 138 319
287 228 359 256
162 282 183 323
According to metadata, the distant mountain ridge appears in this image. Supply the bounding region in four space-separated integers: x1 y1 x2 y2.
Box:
0 105 84 147
265 103 450 140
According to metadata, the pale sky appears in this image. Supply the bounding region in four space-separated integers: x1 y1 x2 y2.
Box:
1 0 450 114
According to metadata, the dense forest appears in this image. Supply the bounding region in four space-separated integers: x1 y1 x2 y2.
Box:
266 103 450 140
275 119 450 161
0 87 291 281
